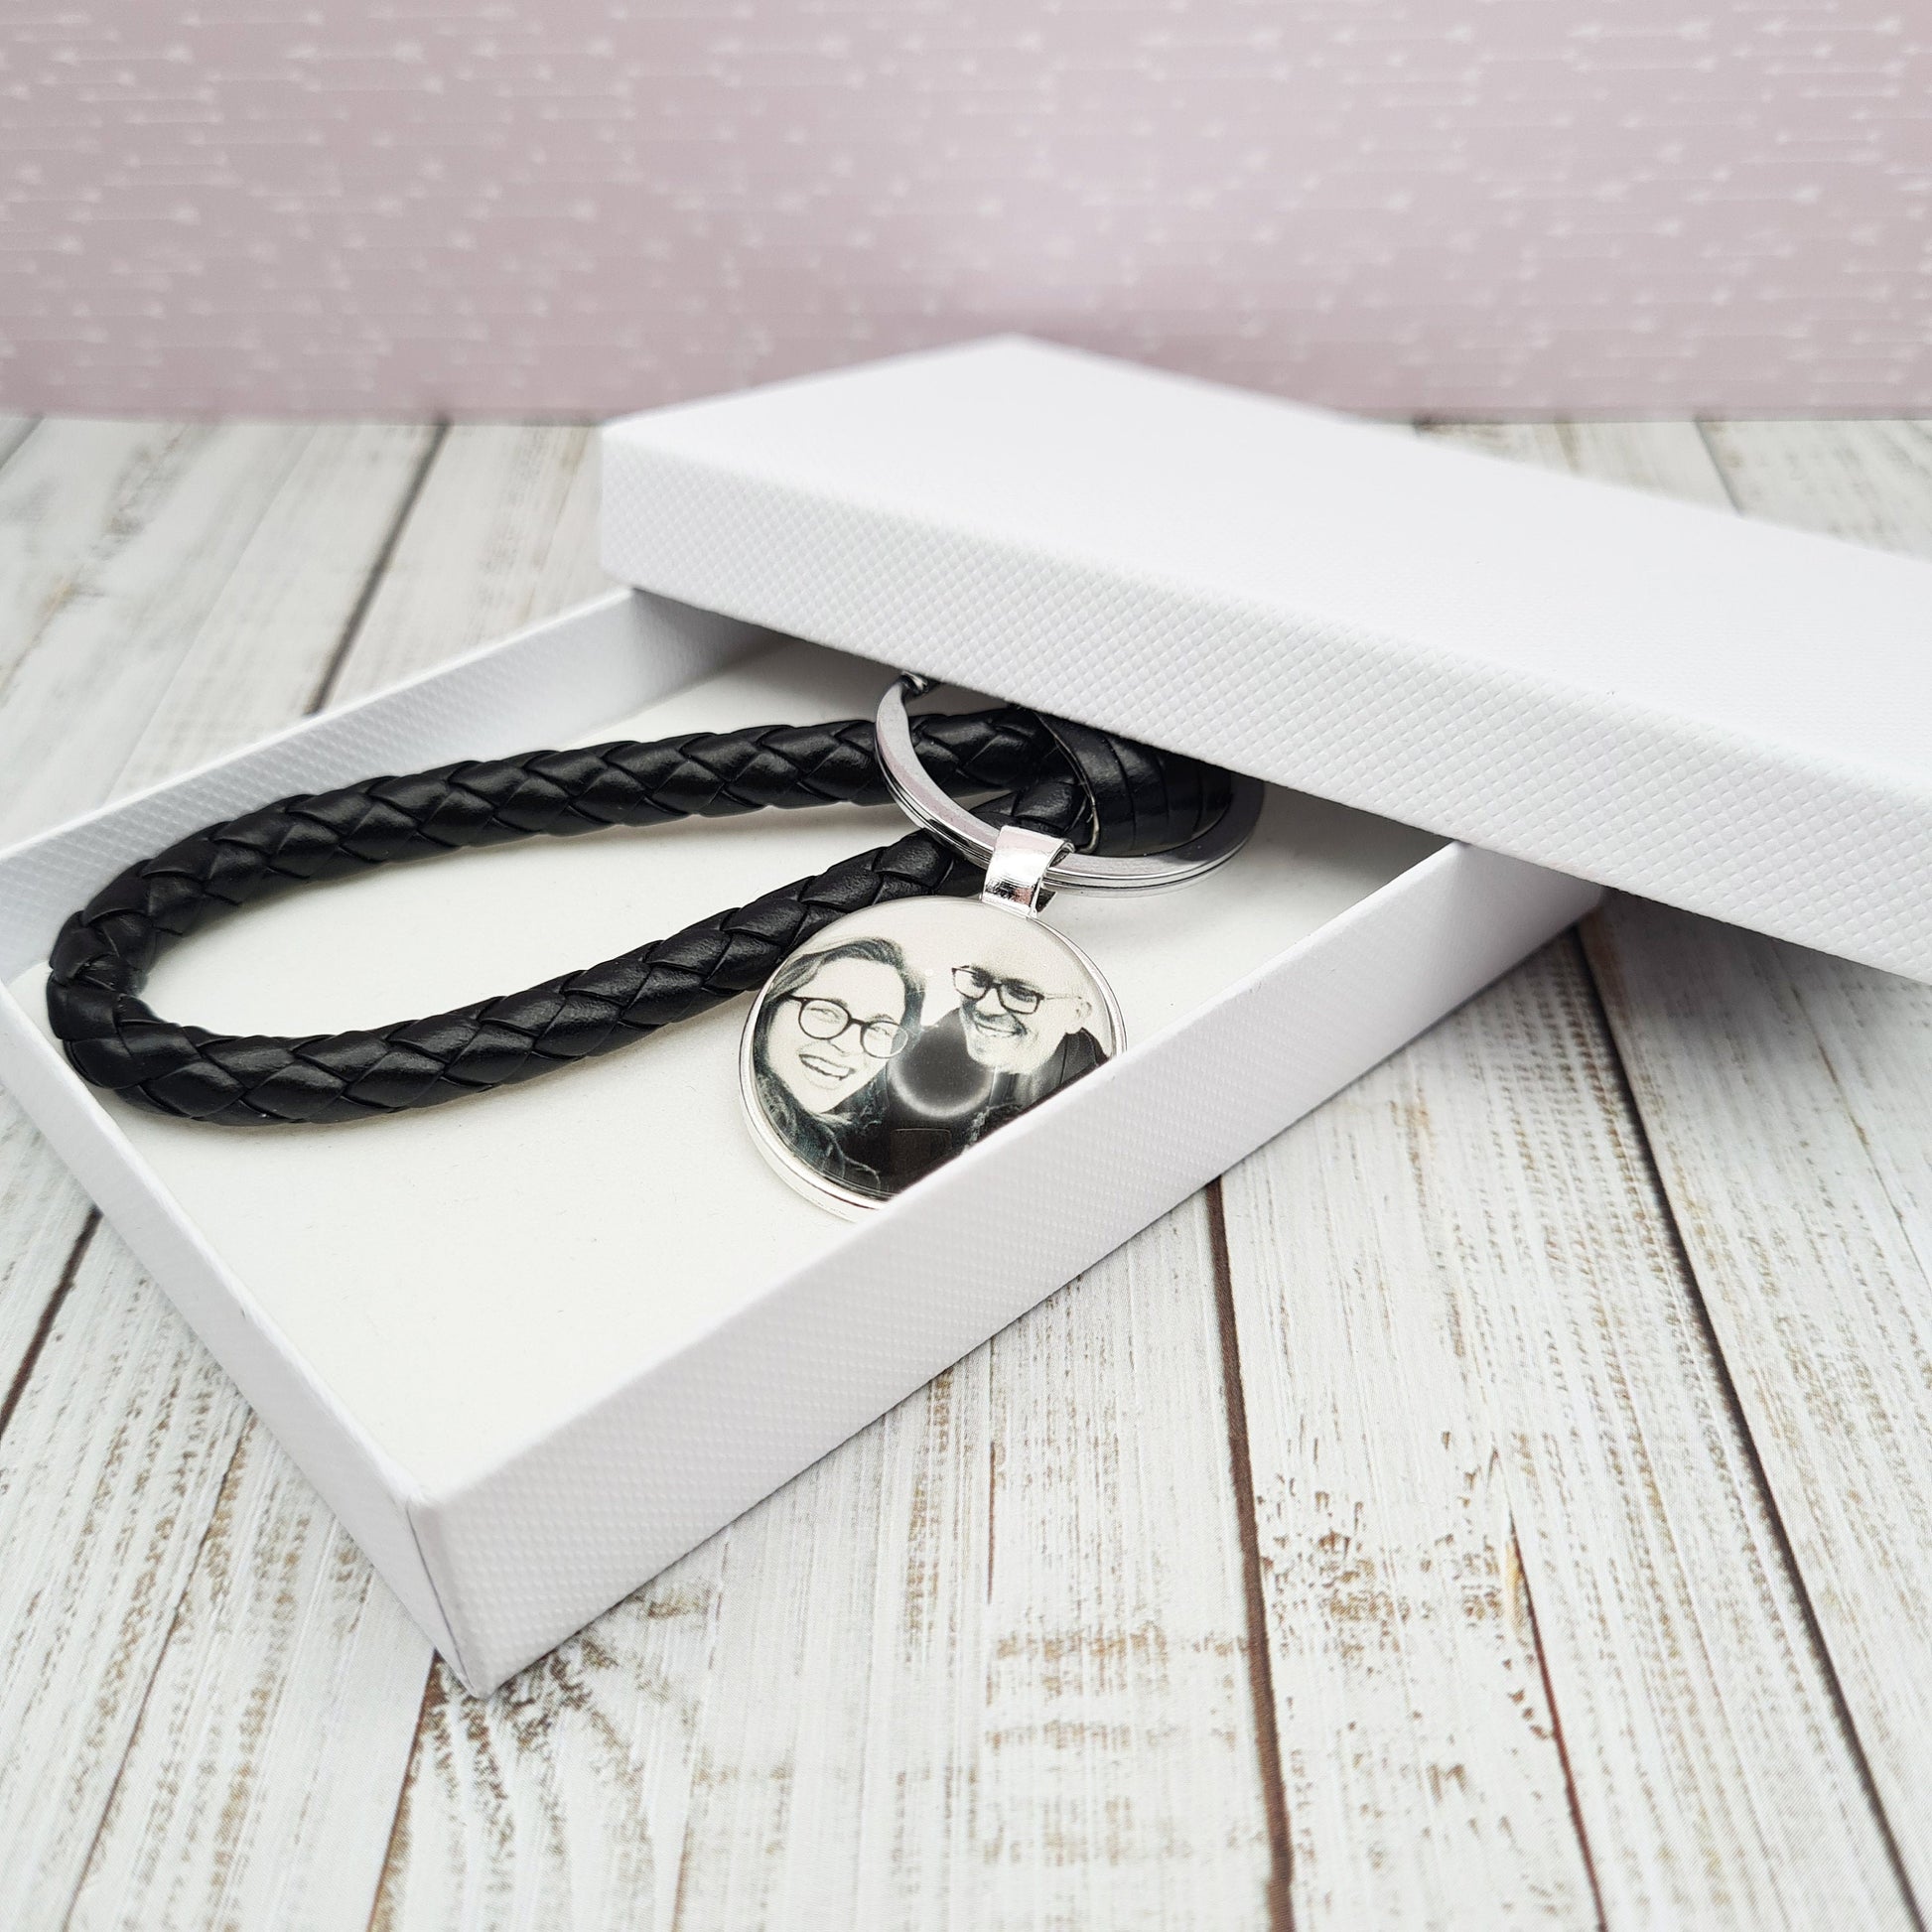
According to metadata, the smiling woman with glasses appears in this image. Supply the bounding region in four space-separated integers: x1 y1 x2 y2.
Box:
750 936 922 1200
786 994 913 1058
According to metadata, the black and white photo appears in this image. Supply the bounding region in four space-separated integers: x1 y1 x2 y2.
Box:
742 897 1121 1208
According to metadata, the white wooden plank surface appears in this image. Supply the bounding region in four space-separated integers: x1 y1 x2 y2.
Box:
328 424 604 704
0 424 330 840
1702 418 1932 552
2 412 1929 1932
0 1093 94 1420
1223 930 1909 1926
0 421 443 1932
1433 416 1932 1911
1219 1099 1595 1926
1574 419 1932 1908
0 420 206 711
1213 418 1906 1927
1 421 431 1404
376 1198 1275 1931
968 1198 1269 1926
64 1419 434 1932
109 423 442 793
35 427 617 1932
0 1229 251 1927
1415 421 1924 1923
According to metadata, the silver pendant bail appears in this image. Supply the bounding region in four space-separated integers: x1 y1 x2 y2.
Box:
980 824 1071 919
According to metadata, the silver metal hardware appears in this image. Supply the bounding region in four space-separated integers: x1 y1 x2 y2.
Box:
874 675 1263 894
980 824 1069 919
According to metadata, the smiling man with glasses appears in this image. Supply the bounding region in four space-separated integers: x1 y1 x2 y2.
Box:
882 925 1110 1180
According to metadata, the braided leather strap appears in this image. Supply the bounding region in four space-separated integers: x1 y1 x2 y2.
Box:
47 707 1231 1126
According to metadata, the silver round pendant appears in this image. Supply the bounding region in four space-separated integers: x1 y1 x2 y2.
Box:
740 896 1124 1216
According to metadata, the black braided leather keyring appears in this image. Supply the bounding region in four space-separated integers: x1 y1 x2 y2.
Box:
46 704 1233 1128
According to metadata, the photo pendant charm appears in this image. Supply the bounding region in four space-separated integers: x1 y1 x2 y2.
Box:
740 676 1263 1217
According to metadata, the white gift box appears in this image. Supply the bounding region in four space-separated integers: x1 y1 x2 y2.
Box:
0 597 1589 1692
604 337 1932 984
21 333 1924 1696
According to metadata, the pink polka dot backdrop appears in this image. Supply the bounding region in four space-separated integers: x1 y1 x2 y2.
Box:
2 1 1927 417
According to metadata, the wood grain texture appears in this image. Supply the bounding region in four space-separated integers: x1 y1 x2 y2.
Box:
328 424 607 704
1421 419 1732 512
0 1090 94 1419
1220 419 1900 1916
0 1231 249 1926
0 420 447 1932
63 1420 431 1932
1574 418 1932 1910
5 411 1932 1932
1437 415 1932 1912
0 419 204 702
1701 419 1932 551
0 423 320 840
8 425 620 1932
0 420 439 840
109 422 441 794
1224 932 1908 1926
1219 1085 1594 1927
1413 940 1902 1925
372 1544 725 1932
377 1197 1273 1932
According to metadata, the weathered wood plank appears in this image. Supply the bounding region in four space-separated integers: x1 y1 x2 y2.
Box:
0 421 440 841
327 424 606 704
1564 417 1932 1907
969 1198 1270 1927
0 420 207 710
0 1233 251 1930
35 426 613 1932
371 1541 726 1932
1418 419 1732 510
0 416 35 476
63 1419 431 1932
111 423 440 794
0 422 435 1411
1219 1081 1593 1926
0 1094 94 1424
1702 419 1932 551
0 423 441 1928
1230 933 1909 1925
378 1196 1274 1931
1413 422 1918 1921
0 424 309 840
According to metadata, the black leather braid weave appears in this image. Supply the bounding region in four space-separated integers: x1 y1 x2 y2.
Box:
47 706 1232 1127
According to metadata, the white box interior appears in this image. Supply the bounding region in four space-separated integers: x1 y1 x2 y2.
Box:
10 624 1441 1497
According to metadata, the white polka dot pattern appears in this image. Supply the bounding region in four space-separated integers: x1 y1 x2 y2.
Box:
2 2 1927 414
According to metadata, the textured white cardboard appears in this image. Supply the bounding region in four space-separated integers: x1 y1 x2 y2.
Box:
603 336 1932 983
0 590 1595 1691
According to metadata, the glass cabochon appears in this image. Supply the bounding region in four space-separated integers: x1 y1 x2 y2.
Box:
739 896 1123 1214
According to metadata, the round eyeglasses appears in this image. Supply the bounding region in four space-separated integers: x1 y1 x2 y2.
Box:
951 964 1057 1016
786 995 911 1058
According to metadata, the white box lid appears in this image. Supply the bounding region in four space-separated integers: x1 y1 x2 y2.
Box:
602 337 1932 982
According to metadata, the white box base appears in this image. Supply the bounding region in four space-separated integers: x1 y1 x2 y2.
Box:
0 591 1599 1691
